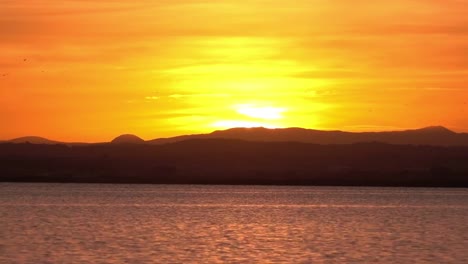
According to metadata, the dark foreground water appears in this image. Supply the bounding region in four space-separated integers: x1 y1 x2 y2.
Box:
1 184 467 263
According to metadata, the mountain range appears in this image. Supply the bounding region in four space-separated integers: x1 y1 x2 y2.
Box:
5 126 468 146
2 126 468 187
1 136 467 187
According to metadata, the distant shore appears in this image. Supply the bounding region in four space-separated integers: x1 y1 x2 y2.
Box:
1 140 467 188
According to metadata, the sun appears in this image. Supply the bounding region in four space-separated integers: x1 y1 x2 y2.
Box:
210 103 287 129
212 120 281 129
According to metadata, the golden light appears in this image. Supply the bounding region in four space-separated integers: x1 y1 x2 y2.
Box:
1 0 467 142
210 103 287 129
236 104 286 120
212 120 281 129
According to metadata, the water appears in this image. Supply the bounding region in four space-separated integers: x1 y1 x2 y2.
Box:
1 184 467 263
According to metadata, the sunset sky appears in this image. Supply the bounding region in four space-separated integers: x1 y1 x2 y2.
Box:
1 0 467 142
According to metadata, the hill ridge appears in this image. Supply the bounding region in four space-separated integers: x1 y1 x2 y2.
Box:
5 126 467 146
111 134 145 144
148 126 467 146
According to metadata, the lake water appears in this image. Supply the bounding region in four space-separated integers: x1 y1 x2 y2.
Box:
1 184 467 263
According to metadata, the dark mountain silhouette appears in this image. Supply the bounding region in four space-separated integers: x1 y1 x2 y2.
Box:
0 139 467 187
111 134 145 144
148 126 468 146
5 126 466 146
9 136 61 145
8 136 89 146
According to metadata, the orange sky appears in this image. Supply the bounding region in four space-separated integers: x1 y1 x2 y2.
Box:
1 0 467 142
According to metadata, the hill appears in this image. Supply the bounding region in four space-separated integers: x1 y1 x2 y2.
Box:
6 126 467 146
9 136 61 145
148 126 468 146
111 134 145 144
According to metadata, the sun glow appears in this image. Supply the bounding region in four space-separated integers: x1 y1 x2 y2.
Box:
236 104 286 120
212 120 281 129
210 103 287 129
1 1 467 141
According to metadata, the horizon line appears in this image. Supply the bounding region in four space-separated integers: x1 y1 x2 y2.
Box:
1 125 466 143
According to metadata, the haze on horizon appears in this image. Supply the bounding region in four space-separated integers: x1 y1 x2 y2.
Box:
1 0 467 142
